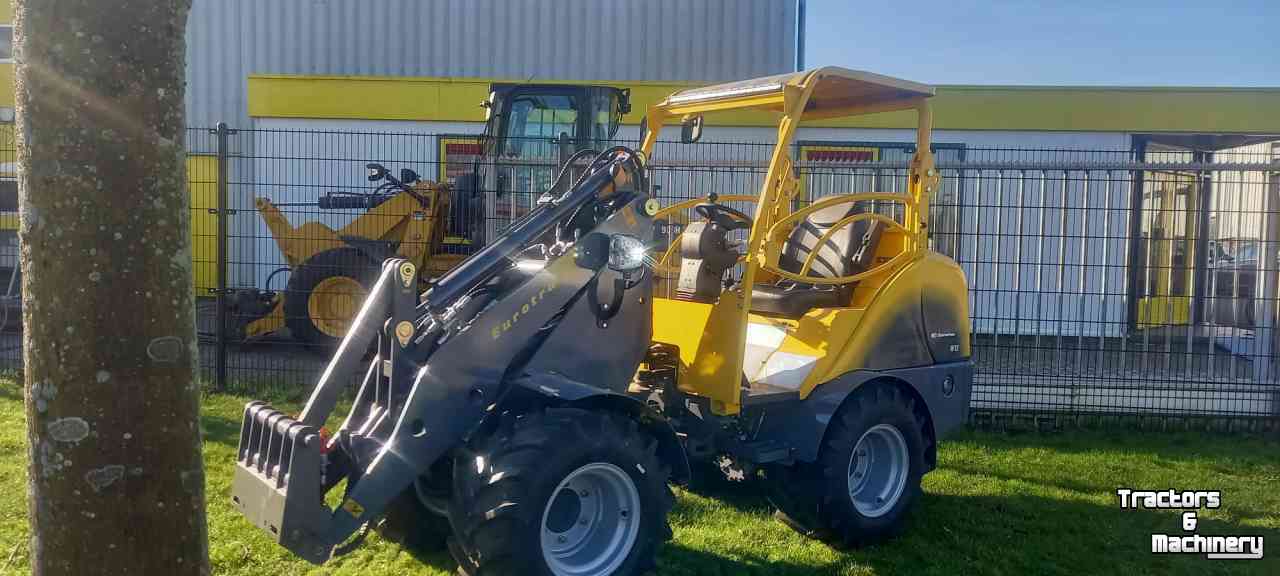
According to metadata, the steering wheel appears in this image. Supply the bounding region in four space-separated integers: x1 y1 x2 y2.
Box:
649 194 759 279
695 203 753 231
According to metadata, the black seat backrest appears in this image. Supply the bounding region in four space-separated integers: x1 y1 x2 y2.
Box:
778 202 884 279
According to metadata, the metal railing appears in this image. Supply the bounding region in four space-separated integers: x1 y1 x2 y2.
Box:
1 126 1277 428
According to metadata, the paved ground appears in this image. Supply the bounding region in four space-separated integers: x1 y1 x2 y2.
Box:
0 302 1274 418
971 332 1279 417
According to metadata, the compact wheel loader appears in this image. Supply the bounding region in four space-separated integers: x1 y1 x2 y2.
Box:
234 82 632 348
231 67 973 575
231 165 465 348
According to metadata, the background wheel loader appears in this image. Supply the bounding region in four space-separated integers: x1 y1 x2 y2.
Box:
230 166 464 348
230 68 973 576
232 82 631 347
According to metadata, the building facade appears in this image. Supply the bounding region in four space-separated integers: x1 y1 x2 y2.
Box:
1 1 1278 415
2 2 1279 341
185 0 802 133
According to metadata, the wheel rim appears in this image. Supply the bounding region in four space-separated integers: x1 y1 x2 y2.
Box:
846 423 909 518
308 276 367 338
540 462 642 576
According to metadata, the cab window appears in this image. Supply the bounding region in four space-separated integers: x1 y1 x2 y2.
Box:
503 94 578 160
589 91 620 146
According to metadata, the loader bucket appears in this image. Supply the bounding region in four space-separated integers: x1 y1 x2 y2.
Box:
230 401 334 563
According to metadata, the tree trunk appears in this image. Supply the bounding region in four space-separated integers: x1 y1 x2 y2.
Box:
15 1 208 574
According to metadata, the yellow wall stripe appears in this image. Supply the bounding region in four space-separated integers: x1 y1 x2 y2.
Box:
248 74 1280 134
1 0 14 109
0 65 13 108
187 155 219 295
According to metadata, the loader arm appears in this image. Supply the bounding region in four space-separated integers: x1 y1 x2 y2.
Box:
232 148 654 564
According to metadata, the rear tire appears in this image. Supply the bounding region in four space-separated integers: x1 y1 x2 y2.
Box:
765 382 928 547
448 407 674 576
283 247 380 348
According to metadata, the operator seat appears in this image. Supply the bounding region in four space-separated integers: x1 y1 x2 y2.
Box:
749 203 883 318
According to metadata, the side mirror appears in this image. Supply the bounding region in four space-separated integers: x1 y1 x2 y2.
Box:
618 88 632 115
366 163 387 182
400 168 420 184
482 91 497 121
639 116 649 146
680 115 703 144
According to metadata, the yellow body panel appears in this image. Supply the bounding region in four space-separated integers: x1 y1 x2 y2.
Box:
652 252 970 404
651 295 748 415
745 307 863 397
825 253 970 386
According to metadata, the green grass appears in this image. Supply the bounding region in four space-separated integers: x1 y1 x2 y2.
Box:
0 378 1277 575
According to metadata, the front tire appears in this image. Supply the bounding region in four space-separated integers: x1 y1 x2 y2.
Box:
765 382 928 547
283 247 379 348
449 407 673 576
376 460 455 554
375 483 452 554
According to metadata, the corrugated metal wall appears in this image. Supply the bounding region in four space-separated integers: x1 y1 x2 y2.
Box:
185 0 798 132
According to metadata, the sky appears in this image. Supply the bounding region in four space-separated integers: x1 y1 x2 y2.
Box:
804 0 1279 87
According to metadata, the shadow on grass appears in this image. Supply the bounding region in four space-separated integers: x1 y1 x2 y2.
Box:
0 380 20 402
952 427 1279 464
678 461 773 512
194 402 1278 574
198 432 1279 575
202 411 243 447
662 491 1279 576
374 539 456 575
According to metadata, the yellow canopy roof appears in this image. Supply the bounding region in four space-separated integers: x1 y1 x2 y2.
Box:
657 67 936 119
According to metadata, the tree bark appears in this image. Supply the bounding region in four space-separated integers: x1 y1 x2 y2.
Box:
15 1 208 574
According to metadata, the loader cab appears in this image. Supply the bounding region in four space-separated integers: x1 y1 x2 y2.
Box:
487 84 628 159
458 84 630 247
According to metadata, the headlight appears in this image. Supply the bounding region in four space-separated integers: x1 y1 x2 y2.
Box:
608 234 647 271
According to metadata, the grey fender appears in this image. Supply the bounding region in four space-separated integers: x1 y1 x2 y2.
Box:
751 361 973 465
513 372 692 485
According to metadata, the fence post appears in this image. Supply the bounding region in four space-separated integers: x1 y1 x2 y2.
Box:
1253 171 1279 385
1191 150 1214 326
1125 139 1148 333
211 122 236 392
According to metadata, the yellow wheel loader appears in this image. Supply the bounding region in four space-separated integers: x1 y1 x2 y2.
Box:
231 68 972 575
232 83 632 347
229 166 465 348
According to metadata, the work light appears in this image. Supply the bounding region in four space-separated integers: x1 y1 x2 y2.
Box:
608 234 647 271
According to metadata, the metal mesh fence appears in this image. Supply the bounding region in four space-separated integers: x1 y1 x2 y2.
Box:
2 126 1277 426
0 123 17 371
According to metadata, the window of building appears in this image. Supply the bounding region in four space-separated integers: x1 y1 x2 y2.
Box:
0 180 16 213
0 26 12 63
